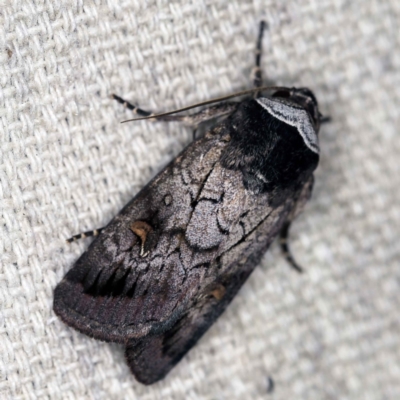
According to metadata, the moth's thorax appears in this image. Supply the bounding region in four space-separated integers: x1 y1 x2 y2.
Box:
219 98 320 193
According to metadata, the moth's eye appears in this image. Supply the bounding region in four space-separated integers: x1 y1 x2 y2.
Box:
298 88 318 105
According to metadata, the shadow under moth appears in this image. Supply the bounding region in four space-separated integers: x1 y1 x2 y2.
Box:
54 22 326 384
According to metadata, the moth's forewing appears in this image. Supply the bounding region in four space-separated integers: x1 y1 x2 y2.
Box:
54 135 227 342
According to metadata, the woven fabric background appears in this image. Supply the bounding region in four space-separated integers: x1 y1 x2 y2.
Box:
1 1 399 399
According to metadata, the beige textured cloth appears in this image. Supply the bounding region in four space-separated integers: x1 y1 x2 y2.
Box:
1 1 399 399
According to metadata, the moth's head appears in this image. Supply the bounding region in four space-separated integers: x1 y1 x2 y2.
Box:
272 87 321 132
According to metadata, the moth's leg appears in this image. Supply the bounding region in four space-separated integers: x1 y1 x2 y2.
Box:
320 115 331 124
66 228 104 243
267 376 275 394
111 94 152 117
279 176 315 272
252 20 266 89
112 94 238 127
279 222 303 273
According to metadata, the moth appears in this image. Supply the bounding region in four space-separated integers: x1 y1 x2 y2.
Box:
54 22 325 384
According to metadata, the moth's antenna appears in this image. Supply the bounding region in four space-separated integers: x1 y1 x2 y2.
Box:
120 86 291 123
252 20 266 92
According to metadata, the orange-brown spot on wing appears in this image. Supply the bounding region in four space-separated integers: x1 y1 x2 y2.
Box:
210 284 226 301
130 221 153 257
